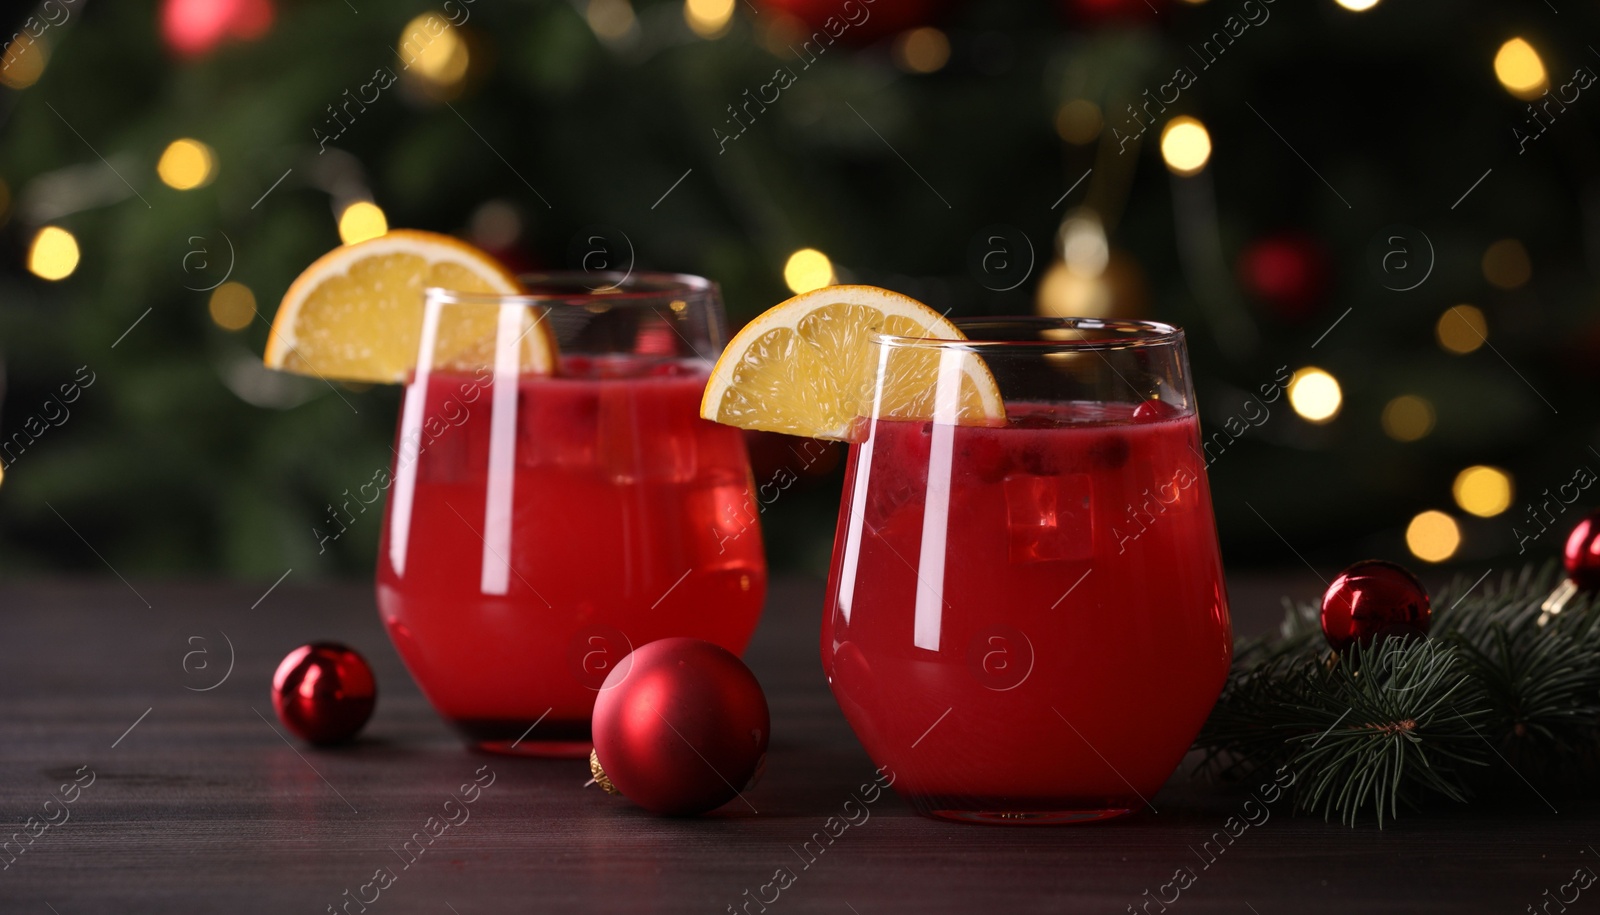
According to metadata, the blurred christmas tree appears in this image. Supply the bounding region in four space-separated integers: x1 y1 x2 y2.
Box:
0 0 1596 579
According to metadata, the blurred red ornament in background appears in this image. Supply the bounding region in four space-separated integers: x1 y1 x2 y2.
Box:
1060 0 1163 25
757 0 943 45
1237 232 1329 320
161 0 275 56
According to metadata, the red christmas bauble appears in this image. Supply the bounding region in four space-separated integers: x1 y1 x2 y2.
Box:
1321 560 1432 653
1237 233 1329 320
591 638 769 816
1564 509 1600 591
271 643 377 745
758 0 943 45
161 0 276 56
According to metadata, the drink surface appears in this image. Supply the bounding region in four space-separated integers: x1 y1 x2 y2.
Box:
377 356 766 751
822 402 1231 818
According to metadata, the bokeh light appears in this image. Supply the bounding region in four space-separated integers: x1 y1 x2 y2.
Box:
157 139 217 190
1054 100 1103 145
0 35 47 90
784 248 834 294
1381 395 1435 442
1287 367 1342 423
1160 116 1211 176
209 282 257 331
586 0 638 42
338 201 388 245
685 0 735 38
399 14 469 88
1452 465 1513 518
1482 238 1531 290
1407 510 1461 563
28 226 79 281
1436 305 1487 355
892 27 950 74
1494 38 1548 100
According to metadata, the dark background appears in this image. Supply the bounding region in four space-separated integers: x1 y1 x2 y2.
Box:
1 0 1597 581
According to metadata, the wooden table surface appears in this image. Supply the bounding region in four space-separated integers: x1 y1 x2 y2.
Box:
0 573 1582 913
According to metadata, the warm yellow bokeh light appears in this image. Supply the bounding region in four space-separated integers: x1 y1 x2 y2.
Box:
1054 100 1103 145
157 139 216 191
208 282 257 332
684 0 735 38
1482 238 1531 290
400 14 469 87
893 27 950 74
1287 367 1342 423
1381 395 1435 442
1160 117 1212 176
1334 0 1381 10
1407 510 1462 563
784 248 834 294
338 201 389 245
1436 305 1487 355
587 0 638 41
0 35 47 90
1036 260 1113 319
1495 38 1548 100
1453 465 1513 518
28 226 79 281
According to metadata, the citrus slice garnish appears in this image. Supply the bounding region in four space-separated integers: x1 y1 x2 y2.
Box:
700 284 1004 441
264 229 558 383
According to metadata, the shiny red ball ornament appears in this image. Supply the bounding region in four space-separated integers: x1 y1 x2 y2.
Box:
1238 233 1329 321
1320 560 1432 654
1542 509 1600 623
590 638 769 817
271 643 377 745
1564 509 1600 591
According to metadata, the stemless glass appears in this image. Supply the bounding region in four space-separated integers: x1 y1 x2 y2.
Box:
377 273 767 756
821 317 1231 823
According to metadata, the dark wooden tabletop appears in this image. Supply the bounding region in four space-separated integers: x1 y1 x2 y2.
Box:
0 572 1582 913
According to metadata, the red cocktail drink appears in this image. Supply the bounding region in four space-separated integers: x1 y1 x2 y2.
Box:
822 319 1231 822
378 275 766 755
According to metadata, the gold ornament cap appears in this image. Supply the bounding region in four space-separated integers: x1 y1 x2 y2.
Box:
588 748 619 795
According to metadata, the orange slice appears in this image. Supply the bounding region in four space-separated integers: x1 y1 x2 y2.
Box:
264 229 557 383
701 284 1004 441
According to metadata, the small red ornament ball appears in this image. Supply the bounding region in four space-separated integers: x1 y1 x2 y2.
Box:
591 638 769 817
271 643 376 745
1237 233 1329 321
1564 509 1600 591
1321 560 1432 654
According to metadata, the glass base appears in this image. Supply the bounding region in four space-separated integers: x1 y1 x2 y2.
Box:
451 717 592 758
927 806 1133 825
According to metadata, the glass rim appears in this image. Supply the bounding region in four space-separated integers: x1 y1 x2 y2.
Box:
874 316 1185 352
424 271 716 308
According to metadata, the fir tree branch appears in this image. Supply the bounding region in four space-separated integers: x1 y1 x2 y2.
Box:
1195 562 1598 827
